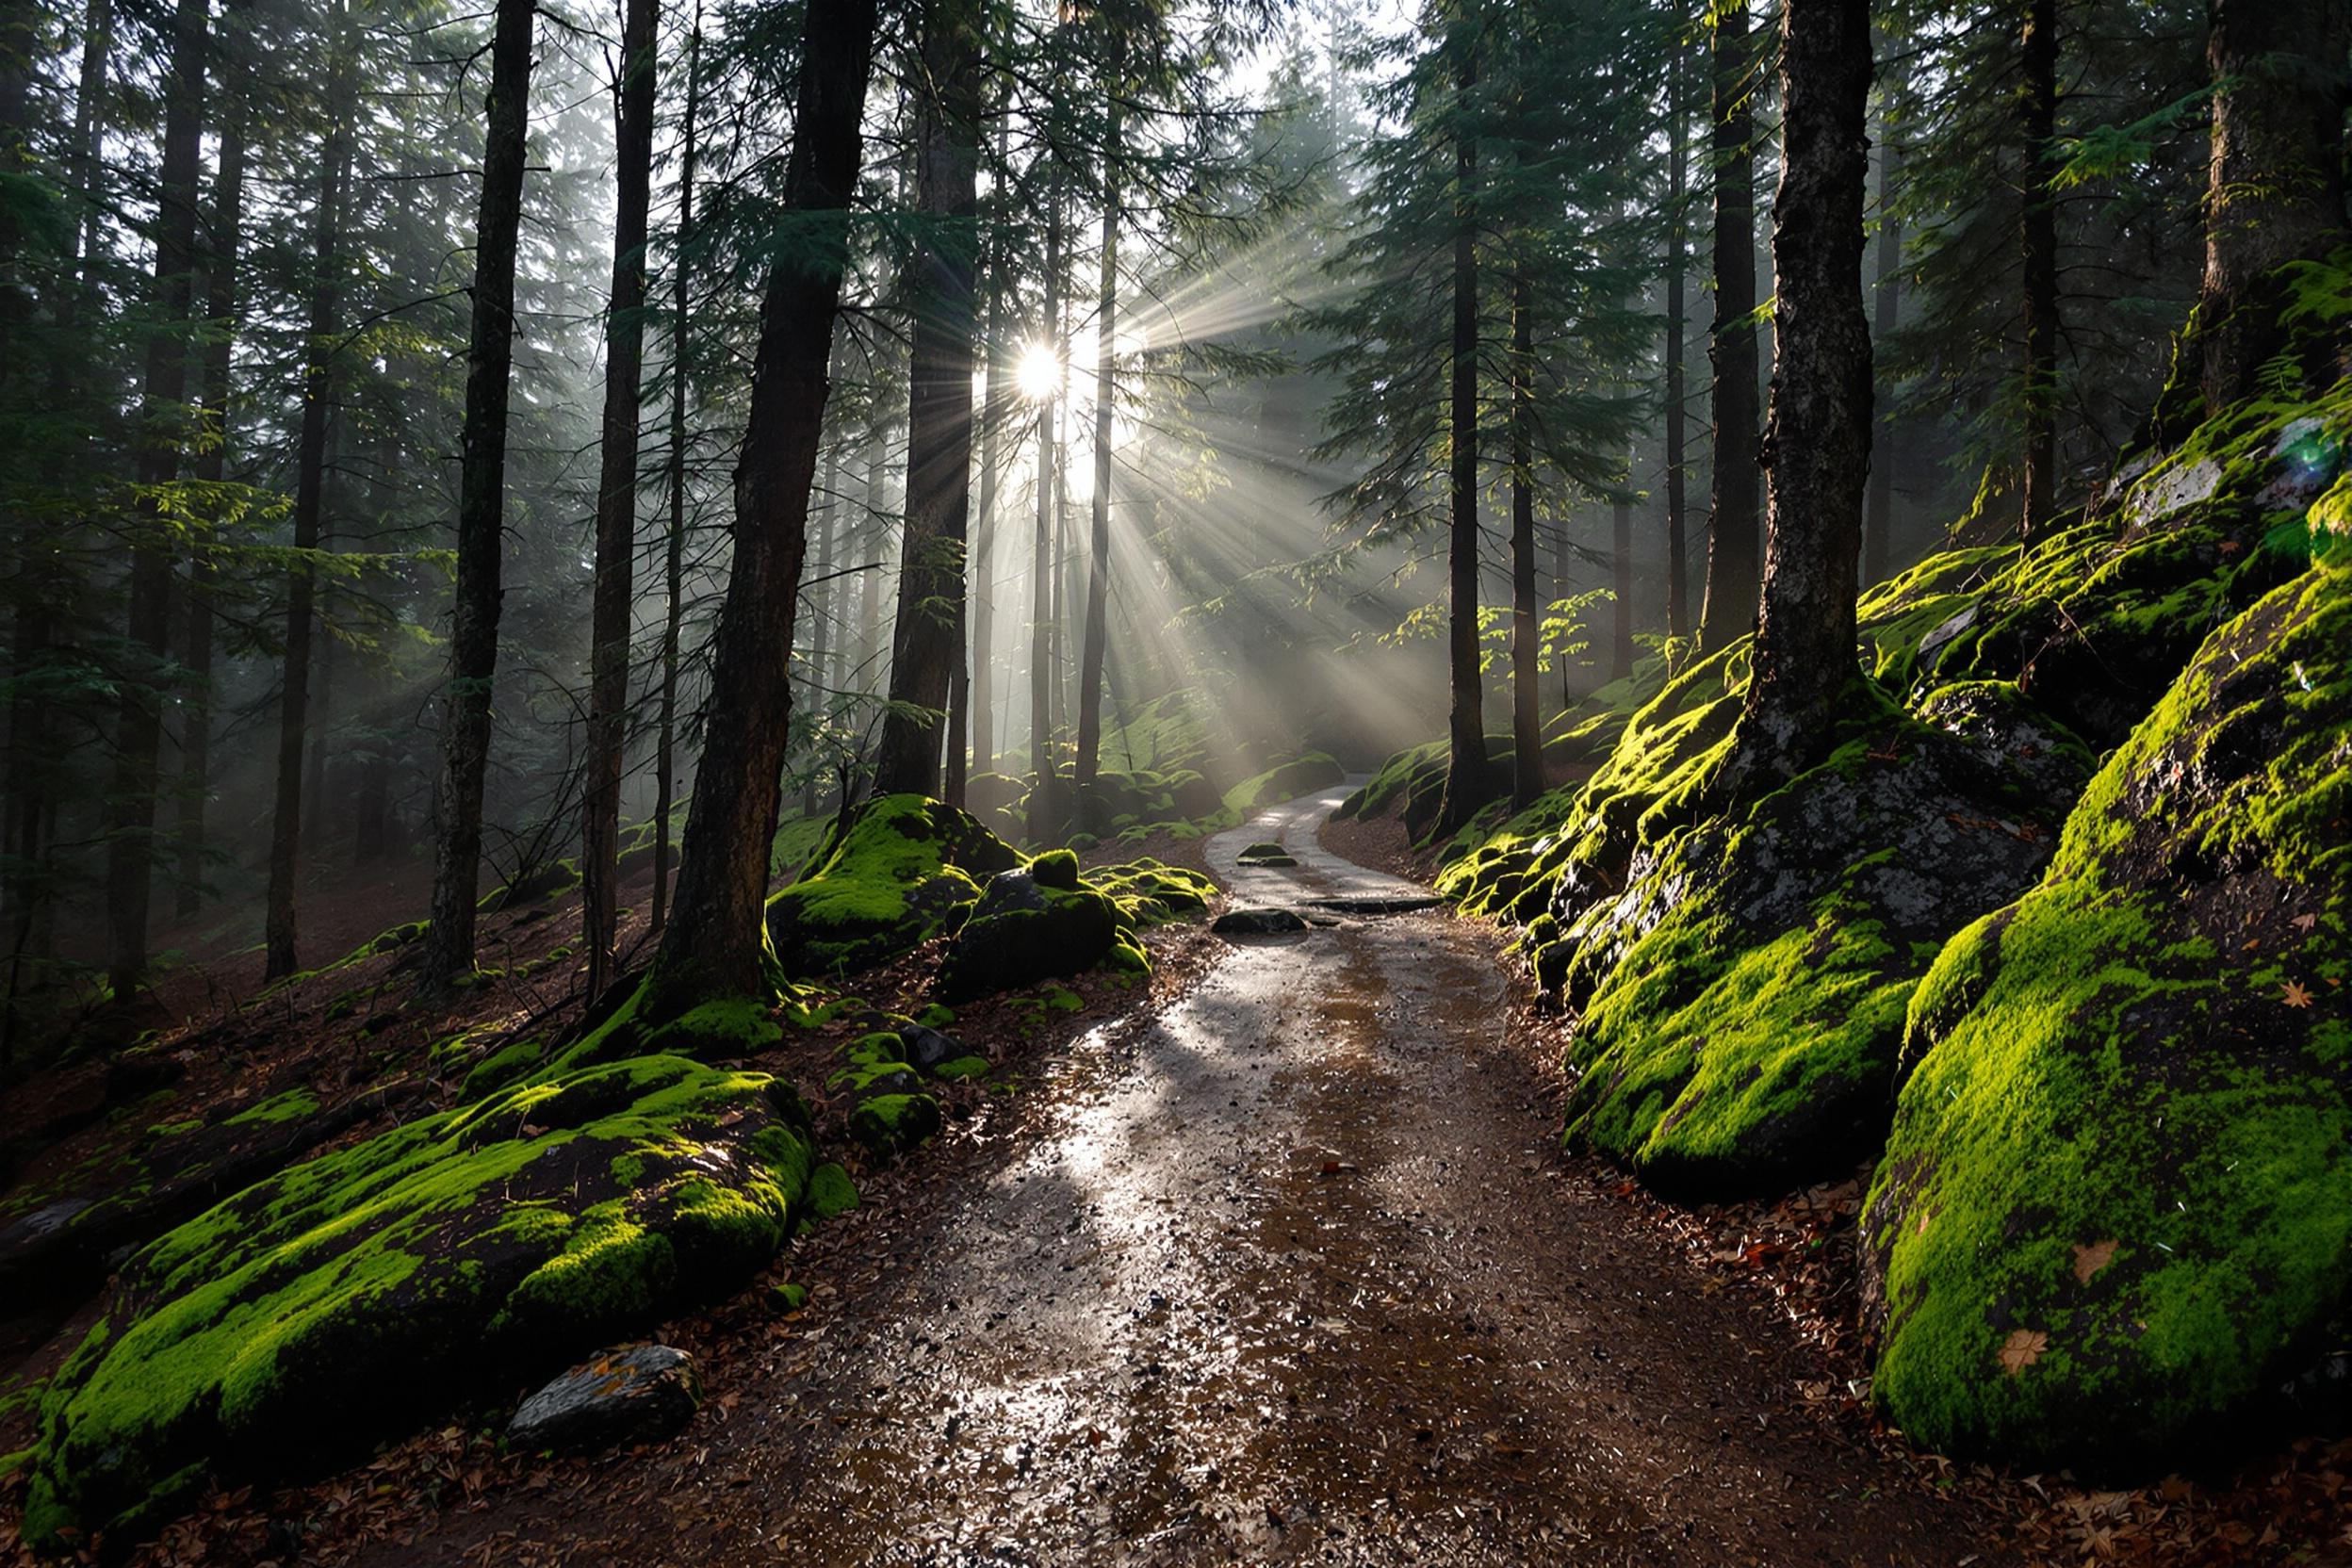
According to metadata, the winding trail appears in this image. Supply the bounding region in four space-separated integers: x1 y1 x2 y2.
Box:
370 789 2007 1567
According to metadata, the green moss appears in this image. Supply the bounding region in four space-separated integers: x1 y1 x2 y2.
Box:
23 1054 814 1546
764 794 1021 978
1864 561 2352 1466
461 1038 547 1099
1028 848 1082 890
1219 752 1346 821
771 1282 809 1313
803 1162 858 1221
933 1055 991 1080
846 1094 941 1160
221 1087 321 1129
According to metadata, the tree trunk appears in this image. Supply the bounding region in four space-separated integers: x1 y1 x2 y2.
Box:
967 192 1008 783
1664 42 1690 640
302 582 335 852
857 421 889 687
1073 79 1124 823
803 442 840 816
1509 270 1542 811
70 0 110 278
265 84 351 982
871 0 983 800
2197 0 2352 412
1028 179 1065 844
584 0 660 998
1696 0 1760 654
1610 486 1634 678
649 0 880 1004
420 0 536 993
2019 0 2059 538
1435 35 1493 839
653 13 702 936
1863 44 1903 585
104 0 206 1004
178 13 249 920
1729 0 1871 788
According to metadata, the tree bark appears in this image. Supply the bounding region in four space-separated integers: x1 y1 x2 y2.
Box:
1609 488 1634 678
264 77 351 982
1508 270 1542 811
420 0 536 992
104 0 206 1003
803 441 840 816
70 0 110 278
1028 177 1065 844
653 14 702 936
1729 0 1871 788
584 0 660 998
1696 0 1760 655
1073 72 1124 823
1863 44 1903 585
966 163 1009 785
649 0 880 1004
872 0 984 799
178 8 250 920
1664 41 1690 640
2197 0 2352 412
1435 32 1494 839
856 418 890 686
2019 0 2059 538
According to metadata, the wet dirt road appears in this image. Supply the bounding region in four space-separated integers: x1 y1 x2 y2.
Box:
373 790 2007 1568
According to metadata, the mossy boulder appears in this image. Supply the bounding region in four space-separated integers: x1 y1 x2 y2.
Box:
935 866 1126 1004
0 1081 427 1311
21 1054 815 1548
846 1093 942 1159
1859 561 2352 1468
1087 859 1217 923
1555 680 2087 1194
764 794 1021 979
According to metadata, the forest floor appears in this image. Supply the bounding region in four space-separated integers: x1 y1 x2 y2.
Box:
6 793 2348 1566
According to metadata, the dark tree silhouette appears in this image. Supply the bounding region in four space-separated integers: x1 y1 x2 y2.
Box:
421 0 537 992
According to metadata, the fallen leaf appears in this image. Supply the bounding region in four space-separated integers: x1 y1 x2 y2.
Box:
2293 913 2318 933
2073 1239 2118 1282
2000 1328 2050 1376
2284 981 2313 1009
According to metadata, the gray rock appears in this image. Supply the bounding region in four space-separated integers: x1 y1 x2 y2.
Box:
1213 907 1310 936
509 1344 702 1455
899 1023 965 1073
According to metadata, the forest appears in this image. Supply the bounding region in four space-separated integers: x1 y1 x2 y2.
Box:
0 0 2346 1558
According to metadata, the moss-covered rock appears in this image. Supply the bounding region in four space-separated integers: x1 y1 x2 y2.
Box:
935 866 1125 1004
1859 561 2352 1467
846 1093 942 1160
1556 679 2086 1194
930 854 1207 1003
21 1054 815 1548
764 794 1021 979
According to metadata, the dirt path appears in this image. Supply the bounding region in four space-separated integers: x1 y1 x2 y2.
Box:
359 789 2009 1568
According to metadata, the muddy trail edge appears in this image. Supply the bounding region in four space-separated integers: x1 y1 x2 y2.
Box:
359 787 2011 1568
